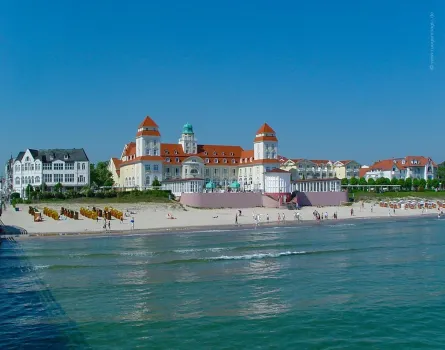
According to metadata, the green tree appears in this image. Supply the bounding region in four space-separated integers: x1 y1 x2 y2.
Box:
427 179 433 190
349 177 359 186
405 177 412 191
397 178 405 191
152 178 161 187
25 184 33 199
431 179 440 189
412 178 420 190
419 179 427 189
54 182 63 193
438 163 445 188
90 161 114 187
359 177 367 191
341 178 349 186
367 178 376 186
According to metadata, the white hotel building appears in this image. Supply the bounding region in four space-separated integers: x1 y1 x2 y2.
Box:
12 148 90 198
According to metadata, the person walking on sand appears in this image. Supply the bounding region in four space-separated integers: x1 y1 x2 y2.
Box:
282 213 286 223
235 213 238 225
350 208 354 216
108 220 111 231
278 213 281 223
266 213 269 223
131 217 135 230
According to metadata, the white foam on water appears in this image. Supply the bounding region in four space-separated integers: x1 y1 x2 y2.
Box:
208 251 307 261
174 247 230 253
33 265 50 270
120 251 153 257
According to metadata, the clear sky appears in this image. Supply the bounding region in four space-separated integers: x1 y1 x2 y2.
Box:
0 0 444 173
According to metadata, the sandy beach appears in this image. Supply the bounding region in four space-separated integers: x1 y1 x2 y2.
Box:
1 200 441 238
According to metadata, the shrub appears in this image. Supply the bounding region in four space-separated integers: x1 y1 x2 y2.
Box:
11 192 20 200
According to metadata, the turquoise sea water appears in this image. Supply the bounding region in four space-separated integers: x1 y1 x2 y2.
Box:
2 217 445 349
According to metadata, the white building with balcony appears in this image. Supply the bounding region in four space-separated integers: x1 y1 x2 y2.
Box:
363 156 437 180
280 159 336 180
12 148 90 198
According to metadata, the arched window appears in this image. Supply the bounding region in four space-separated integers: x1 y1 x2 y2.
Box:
31 176 34 184
15 177 20 185
145 175 151 186
35 176 40 183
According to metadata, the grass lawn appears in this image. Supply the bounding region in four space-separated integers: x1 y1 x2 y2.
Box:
351 191 445 201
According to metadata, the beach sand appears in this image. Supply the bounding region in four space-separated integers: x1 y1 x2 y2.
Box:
1 201 441 238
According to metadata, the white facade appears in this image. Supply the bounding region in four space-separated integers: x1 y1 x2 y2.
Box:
12 148 90 198
112 116 281 195
291 178 342 192
264 170 291 193
364 157 437 181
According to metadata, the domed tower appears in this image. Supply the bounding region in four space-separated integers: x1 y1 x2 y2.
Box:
178 122 197 154
136 116 161 157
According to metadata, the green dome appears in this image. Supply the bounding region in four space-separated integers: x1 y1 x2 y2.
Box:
182 122 194 134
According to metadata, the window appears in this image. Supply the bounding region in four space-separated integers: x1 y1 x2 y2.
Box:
54 163 63 170
54 174 64 183
145 175 151 186
65 163 74 170
205 158 209 163
213 151 217 155
214 169 217 175
43 174 53 183
205 169 210 176
232 159 236 164
223 159 227 163
82 163 86 170
34 176 40 184
153 149 158 156
230 152 234 156
222 152 225 156
64 174 74 183
21 164 24 171
174 150 178 155
165 150 169 154
232 169 236 176
214 159 218 163
15 177 20 185
166 157 170 162
175 168 179 175
204 151 208 155
153 164 159 171
175 158 180 163
145 164 151 171
78 175 85 183
43 163 52 170
166 167 170 173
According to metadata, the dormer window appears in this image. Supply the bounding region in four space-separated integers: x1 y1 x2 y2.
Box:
230 152 234 156
166 157 171 162
64 154 69 160
245 158 247 163
174 150 178 155
222 152 225 156
214 159 218 163
231 159 236 164
402 160 406 164
240 159 243 164
250 157 253 162
175 157 180 162
213 151 217 155
204 151 208 155
165 150 169 154
205 158 209 163
223 159 227 163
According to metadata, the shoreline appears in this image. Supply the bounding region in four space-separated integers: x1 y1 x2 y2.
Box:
15 212 440 241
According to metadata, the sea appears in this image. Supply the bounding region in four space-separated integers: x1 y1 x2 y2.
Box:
1 217 445 349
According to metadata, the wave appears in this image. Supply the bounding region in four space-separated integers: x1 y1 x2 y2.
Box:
33 265 50 270
120 251 153 257
173 247 229 253
209 251 307 260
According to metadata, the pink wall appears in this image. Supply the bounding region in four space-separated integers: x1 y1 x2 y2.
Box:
180 193 282 208
295 192 348 206
180 191 349 208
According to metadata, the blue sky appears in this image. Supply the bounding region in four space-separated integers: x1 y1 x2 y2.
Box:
0 0 444 173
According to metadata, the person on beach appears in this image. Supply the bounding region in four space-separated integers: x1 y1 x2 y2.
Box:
278 213 281 223
235 214 238 225
108 220 111 230
131 217 135 230
282 213 285 223
266 213 269 223
350 208 354 216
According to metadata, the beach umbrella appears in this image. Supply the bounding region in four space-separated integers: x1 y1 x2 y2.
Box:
229 181 240 189
205 181 216 189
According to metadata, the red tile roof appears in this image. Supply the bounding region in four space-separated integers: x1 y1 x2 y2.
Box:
265 168 289 173
136 129 161 137
111 158 122 168
124 142 136 157
138 116 159 128
256 123 275 134
368 156 437 172
359 167 369 178
309 159 332 165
